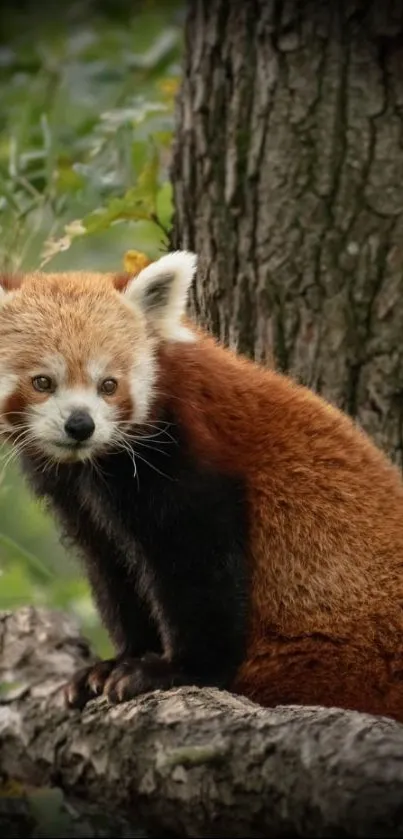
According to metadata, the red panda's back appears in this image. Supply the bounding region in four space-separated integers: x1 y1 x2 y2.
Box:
157 332 403 640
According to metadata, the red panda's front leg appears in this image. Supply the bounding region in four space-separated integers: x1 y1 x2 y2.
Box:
43 490 163 710
22 454 164 710
99 537 249 703
99 472 250 705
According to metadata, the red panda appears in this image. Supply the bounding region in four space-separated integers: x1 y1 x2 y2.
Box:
2 252 403 720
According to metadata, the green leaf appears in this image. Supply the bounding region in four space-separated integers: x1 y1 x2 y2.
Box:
77 147 161 236
55 162 85 194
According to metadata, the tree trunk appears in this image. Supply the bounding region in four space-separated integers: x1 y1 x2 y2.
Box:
171 0 403 464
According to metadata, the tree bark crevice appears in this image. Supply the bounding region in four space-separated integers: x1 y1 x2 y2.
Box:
171 0 403 463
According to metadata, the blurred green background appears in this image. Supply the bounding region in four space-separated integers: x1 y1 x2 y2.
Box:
0 0 184 654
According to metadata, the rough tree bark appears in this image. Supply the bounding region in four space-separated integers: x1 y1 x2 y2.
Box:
171 0 403 464
3 608 403 838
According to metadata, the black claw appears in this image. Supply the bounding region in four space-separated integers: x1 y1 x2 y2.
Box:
103 655 184 704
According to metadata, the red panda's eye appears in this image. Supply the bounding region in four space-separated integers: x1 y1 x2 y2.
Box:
32 375 55 393
99 378 118 396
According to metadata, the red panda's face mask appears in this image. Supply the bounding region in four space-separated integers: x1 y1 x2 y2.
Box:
0 252 196 463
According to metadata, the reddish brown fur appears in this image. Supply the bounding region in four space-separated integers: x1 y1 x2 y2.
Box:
3 268 403 719
155 335 403 721
3 389 27 432
112 272 132 292
0 272 24 292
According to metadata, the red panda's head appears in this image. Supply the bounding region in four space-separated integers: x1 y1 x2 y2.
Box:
0 251 197 463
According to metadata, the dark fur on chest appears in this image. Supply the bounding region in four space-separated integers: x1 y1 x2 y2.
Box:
21 418 249 688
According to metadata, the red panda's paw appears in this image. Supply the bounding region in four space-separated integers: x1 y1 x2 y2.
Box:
64 658 118 710
103 653 182 704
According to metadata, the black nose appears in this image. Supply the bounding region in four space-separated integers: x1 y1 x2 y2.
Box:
64 410 95 442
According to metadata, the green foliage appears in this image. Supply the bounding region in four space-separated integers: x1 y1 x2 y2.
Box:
0 0 183 271
0 0 184 654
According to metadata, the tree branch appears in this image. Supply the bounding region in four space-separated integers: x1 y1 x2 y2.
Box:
1 607 403 837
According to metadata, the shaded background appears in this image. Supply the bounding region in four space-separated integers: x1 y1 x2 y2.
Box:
0 0 184 654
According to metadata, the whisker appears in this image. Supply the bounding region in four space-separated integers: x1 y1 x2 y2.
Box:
0 430 33 459
90 458 111 494
112 437 138 482
119 421 177 446
119 429 175 447
130 448 174 482
0 429 57 479
125 440 170 458
0 432 37 477
116 429 172 458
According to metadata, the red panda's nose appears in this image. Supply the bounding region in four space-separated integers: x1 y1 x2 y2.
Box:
64 410 95 442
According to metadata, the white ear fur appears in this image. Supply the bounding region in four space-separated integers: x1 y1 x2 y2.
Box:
124 250 197 342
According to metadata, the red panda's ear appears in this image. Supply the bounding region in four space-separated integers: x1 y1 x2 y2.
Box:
123 251 197 342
